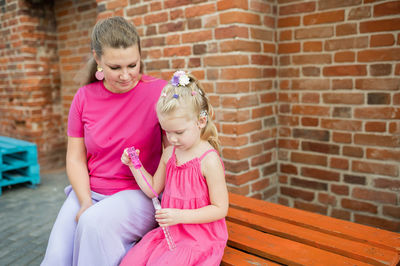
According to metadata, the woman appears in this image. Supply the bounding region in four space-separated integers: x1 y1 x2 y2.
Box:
41 16 167 266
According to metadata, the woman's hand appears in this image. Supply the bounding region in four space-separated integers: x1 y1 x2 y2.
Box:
155 208 182 227
75 200 93 222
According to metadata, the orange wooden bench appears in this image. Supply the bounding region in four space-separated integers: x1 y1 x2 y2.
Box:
222 192 400 266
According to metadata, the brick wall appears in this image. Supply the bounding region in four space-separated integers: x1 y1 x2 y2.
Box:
0 0 64 170
276 0 400 231
93 0 280 200
1 0 399 231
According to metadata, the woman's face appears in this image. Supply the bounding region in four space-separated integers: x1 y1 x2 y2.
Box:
95 45 141 93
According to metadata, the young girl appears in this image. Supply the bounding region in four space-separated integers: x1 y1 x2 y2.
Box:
120 71 228 265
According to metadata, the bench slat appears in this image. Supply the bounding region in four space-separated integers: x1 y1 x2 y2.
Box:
228 207 400 266
227 221 372 266
229 192 400 253
221 246 280 266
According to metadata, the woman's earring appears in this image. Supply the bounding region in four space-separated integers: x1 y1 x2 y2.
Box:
95 66 104 80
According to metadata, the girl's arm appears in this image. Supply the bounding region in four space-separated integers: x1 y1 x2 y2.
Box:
121 146 172 198
66 137 92 221
156 152 229 226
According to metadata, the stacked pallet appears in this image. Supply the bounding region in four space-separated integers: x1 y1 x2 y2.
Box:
0 136 40 195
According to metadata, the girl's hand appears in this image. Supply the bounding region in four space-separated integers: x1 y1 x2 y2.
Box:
121 148 133 166
155 208 181 227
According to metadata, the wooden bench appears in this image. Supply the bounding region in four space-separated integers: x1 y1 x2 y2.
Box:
222 192 400 266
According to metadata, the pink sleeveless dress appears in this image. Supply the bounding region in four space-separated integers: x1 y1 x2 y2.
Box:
120 148 228 266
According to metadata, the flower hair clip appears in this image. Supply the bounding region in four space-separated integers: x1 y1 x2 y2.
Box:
199 110 208 118
171 70 190 87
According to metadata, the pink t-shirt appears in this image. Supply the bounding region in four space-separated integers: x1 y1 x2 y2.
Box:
67 75 167 195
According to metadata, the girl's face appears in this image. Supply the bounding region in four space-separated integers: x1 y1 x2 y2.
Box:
159 108 205 151
95 45 141 93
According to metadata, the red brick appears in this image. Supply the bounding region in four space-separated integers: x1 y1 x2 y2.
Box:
318 193 337 206
366 148 400 162
220 40 261 52
352 160 398 177
322 92 363 104
302 167 340 181
215 26 249 39
164 0 191 9
279 30 292 41
369 64 392 76
365 121 386 132
278 42 300 53
252 178 270 192
348 6 371 20
373 1 400 17
226 169 260 185
279 114 299 126
354 107 400 120
321 118 362 131
294 201 327 215
370 34 395 47
331 184 349 195
204 55 248 66
220 11 261 25
319 0 362 10
354 214 400 232
383 206 400 219
279 138 299 149
301 93 319 103
355 78 400 90
332 79 353 90
279 2 315 15
331 209 351 221
292 54 331 65
251 28 273 41
303 41 322 52
217 0 248 11
353 187 397 204
301 141 339 155
219 135 248 146
182 29 212 43
144 11 168 24
341 199 377 213
304 10 344 25
292 152 327 167
330 157 349 170
292 79 329 90
343 146 363 158
278 16 300 27
301 117 319 126
295 26 333 39
323 65 367 76
251 152 272 167
358 48 400 62
336 23 357 36
220 67 263 79
281 186 315 201
360 18 400 33
292 105 330 116
334 51 355 62
222 145 263 160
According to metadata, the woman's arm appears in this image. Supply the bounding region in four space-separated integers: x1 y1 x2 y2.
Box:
156 152 229 226
66 137 92 221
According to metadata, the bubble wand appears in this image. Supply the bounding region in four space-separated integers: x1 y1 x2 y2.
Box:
127 147 176 251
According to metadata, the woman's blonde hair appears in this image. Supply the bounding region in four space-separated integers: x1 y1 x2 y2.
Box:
156 72 220 152
76 16 143 86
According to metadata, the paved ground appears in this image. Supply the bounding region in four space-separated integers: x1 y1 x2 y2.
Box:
0 169 69 266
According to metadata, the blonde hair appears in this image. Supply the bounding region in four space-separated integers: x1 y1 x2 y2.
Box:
76 16 143 86
156 73 220 152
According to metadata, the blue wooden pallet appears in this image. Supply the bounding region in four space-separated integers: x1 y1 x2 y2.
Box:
0 136 40 195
